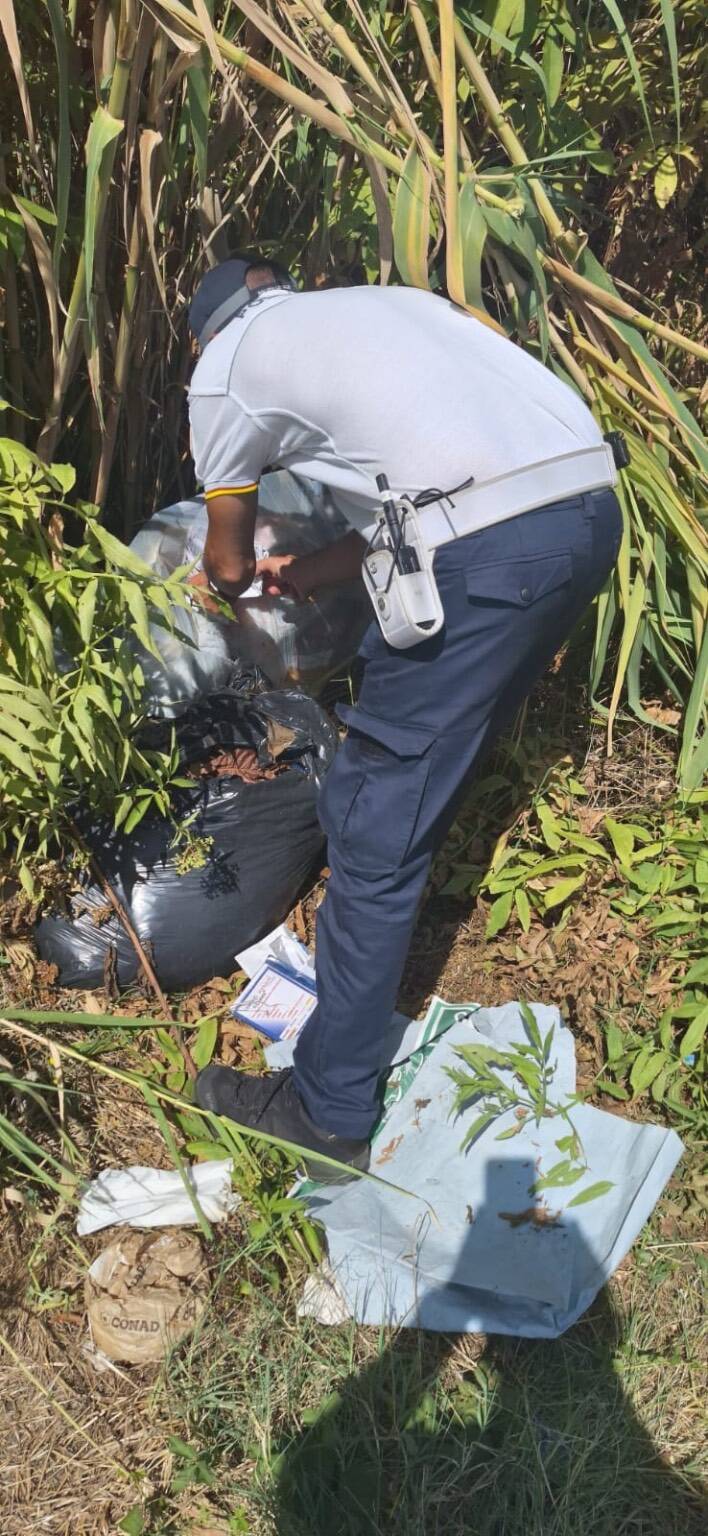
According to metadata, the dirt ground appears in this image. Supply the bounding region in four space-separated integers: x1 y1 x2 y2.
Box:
0 699 705 1534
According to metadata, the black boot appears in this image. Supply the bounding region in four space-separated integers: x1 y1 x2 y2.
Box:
195 1066 370 1184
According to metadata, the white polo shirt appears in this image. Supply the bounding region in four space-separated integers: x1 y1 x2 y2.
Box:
188 284 610 540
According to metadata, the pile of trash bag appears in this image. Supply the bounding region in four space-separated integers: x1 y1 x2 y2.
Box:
130 470 370 716
36 676 336 991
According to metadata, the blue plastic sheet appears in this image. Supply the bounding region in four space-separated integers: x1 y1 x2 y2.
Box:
268 1000 683 1337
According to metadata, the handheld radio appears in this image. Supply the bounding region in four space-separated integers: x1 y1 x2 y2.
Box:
361 475 445 650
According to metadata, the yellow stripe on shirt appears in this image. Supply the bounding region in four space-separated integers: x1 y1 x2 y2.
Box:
204 482 259 500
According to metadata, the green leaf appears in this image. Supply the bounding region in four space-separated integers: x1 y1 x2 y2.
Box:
535 1160 584 1191
519 1001 542 1052
465 11 550 104
186 49 211 191
0 732 39 779
44 0 71 268
543 874 585 910
485 888 513 937
191 1016 218 1072
680 1006 708 1061
596 0 652 140
605 1021 625 1064
90 519 155 578
678 622 708 790
393 145 432 289
683 958 708 986
185 1139 228 1161
604 817 634 863
441 869 476 896
538 801 563 851
124 582 160 657
563 831 610 860
118 1508 145 1536
514 886 531 932
647 909 701 932
658 0 681 147
654 153 677 209
123 800 151 835
84 106 124 329
541 33 564 107
460 1110 496 1149
630 1049 668 1096
596 1079 629 1101
567 1180 615 1208
459 179 487 312
77 581 97 644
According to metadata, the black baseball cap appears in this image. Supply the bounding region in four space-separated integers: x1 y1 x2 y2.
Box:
189 253 296 347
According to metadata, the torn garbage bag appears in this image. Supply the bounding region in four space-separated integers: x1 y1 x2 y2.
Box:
129 470 370 714
268 999 683 1338
35 681 336 991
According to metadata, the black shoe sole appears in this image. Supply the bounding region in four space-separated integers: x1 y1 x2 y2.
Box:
302 1144 371 1185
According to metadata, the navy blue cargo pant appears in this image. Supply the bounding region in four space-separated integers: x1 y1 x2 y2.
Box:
294 487 622 1138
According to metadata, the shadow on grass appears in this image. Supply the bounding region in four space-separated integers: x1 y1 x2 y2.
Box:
271 1158 706 1536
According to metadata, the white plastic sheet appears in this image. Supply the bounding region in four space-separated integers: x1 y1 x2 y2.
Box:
129 472 370 714
76 1160 240 1236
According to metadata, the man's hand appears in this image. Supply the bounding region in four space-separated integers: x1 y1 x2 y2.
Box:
257 531 366 601
256 554 310 599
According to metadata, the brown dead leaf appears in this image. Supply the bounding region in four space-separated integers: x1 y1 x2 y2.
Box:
266 718 296 758
643 700 682 727
499 1202 561 1229
576 807 606 836
292 901 307 943
375 1134 403 1166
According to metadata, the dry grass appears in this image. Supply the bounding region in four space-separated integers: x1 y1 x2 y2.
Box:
0 1219 162 1535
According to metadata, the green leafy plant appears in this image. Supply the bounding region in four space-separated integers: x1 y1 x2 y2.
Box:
2 1 706 776
0 437 193 889
600 960 707 1122
446 756 707 945
448 1001 613 1205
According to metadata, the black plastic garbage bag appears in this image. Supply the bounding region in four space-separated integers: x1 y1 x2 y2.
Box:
36 683 336 992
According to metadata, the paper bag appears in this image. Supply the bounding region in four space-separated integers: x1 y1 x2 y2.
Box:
85 1229 208 1363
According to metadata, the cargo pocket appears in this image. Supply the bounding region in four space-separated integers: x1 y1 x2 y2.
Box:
318 707 435 875
465 550 573 607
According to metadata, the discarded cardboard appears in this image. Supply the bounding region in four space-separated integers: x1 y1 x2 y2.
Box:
85 1229 208 1363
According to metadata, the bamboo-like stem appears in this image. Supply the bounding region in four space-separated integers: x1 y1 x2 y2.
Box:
38 0 140 465
156 0 403 172
452 17 566 244
573 333 687 426
298 0 386 104
1 248 25 445
547 313 595 401
437 0 465 306
92 207 144 509
546 255 708 363
598 377 701 480
406 0 472 170
407 0 442 96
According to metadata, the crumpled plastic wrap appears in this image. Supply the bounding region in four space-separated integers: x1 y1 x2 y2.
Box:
129 470 370 716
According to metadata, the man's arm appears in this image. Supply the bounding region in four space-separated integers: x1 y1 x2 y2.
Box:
202 490 258 599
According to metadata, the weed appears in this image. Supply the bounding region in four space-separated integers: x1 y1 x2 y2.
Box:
448 1001 613 1206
